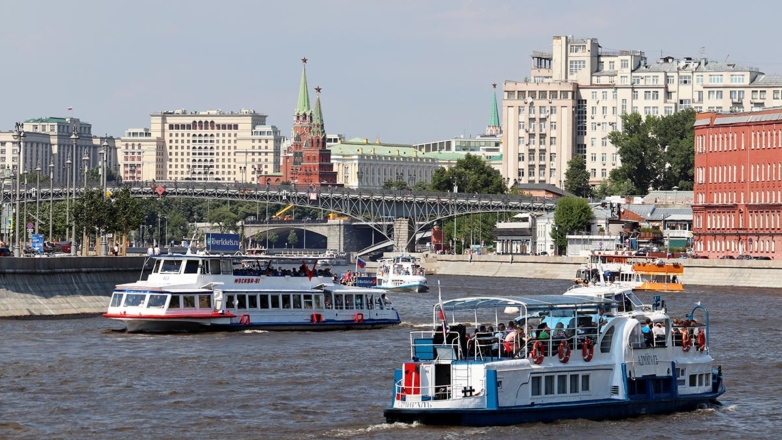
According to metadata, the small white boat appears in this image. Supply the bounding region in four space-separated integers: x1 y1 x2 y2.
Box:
383 291 724 426
104 253 400 332
374 255 428 293
576 252 684 292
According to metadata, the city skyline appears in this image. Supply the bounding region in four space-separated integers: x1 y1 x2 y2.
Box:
3 1 782 143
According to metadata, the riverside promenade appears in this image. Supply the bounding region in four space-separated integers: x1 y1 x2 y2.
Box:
0 257 147 318
422 253 782 289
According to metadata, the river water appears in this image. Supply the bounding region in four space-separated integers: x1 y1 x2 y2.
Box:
1 273 780 439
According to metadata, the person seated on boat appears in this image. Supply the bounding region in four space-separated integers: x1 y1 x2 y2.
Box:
502 323 520 357
594 309 610 332
491 324 505 357
552 322 567 339
538 323 551 339
380 293 392 307
653 321 666 345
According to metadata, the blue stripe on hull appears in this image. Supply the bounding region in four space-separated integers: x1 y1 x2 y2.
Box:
213 319 401 332
384 391 725 427
373 284 429 293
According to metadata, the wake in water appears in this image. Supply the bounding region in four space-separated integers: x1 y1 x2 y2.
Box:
241 329 269 334
326 421 421 438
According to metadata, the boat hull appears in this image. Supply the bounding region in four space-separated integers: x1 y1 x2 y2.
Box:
384 390 725 426
373 283 429 293
109 317 401 333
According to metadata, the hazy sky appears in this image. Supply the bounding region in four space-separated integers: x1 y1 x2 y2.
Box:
3 1 782 144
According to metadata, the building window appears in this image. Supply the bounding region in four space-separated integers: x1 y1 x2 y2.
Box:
569 60 586 75
709 74 724 84
590 169 596 178
730 74 743 84
680 75 692 85
667 76 675 85
621 60 629 69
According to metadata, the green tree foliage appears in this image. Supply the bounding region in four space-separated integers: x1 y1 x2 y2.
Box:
267 230 279 247
287 230 299 247
382 180 410 190
86 166 119 183
551 197 593 255
430 153 507 194
208 205 239 232
592 178 636 198
112 187 144 252
72 189 115 240
655 108 695 190
608 113 663 195
412 181 431 191
564 154 592 198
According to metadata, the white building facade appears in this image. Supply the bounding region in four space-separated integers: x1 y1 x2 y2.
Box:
503 35 782 189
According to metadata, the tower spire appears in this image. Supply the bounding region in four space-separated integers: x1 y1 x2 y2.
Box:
296 57 311 115
311 86 325 138
486 83 502 136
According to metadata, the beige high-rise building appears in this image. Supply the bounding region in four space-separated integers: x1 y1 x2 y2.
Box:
503 35 782 188
118 109 284 183
0 117 117 185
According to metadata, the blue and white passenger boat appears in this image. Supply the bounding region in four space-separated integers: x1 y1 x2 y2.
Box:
374 255 428 293
104 253 400 332
383 292 724 426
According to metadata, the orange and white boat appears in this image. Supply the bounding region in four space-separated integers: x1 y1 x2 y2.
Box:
575 252 684 292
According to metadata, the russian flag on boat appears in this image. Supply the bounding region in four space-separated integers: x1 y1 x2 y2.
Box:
356 257 366 268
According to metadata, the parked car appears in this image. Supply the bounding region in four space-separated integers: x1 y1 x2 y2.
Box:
54 241 72 253
538 251 549 256
719 255 735 259
754 256 772 260
736 255 753 260
0 247 13 257
633 250 648 256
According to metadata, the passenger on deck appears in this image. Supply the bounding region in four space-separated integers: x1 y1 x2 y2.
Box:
653 321 666 345
642 318 654 347
553 322 567 339
503 323 519 357
538 323 551 339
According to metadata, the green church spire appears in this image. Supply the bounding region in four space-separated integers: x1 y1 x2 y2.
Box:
486 83 502 136
296 57 311 115
311 86 325 137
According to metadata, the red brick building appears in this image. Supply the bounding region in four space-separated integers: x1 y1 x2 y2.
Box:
279 58 338 186
692 109 782 259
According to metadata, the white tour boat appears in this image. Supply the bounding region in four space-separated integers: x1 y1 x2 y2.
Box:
383 292 724 426
104 254 400 332
576 252 684 292
374 255 429 293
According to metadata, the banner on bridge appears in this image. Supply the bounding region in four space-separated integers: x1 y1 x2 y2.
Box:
206 233 240 253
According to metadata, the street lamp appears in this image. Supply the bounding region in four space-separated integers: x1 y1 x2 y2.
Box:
23 168 28 249
65 156 71 248
49 161 54 241
70 126 78 256
82 154 89 256
35 162 41 236
11 122 25 257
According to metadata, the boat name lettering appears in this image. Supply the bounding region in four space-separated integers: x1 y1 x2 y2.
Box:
637 354 659 366
234 278 260 284
397 401 432 408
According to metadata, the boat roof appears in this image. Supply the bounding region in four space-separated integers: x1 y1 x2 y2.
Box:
439 295 615 313
151 254 320 261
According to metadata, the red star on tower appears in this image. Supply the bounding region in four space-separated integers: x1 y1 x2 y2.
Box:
301 57 308 64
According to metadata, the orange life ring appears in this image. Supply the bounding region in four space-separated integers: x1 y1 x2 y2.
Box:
558 340 571 363
239 314 250 325
682 329 692 352
354 312 364 323
530 341 545 364
696 331 706 351
311 313 323 323
582 338 594 362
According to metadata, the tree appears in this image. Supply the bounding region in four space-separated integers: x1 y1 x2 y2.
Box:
287 230 299 247
430 153 507 194
412 181 431 191
267 230 279 248
551 197 593 255
564 154 591 198
382 180 410 190
208 205 239 232
655 108 695 190
112 187 144 254
608 113 664 195
72 189 115 249
593 178 636 199
86 166 119 183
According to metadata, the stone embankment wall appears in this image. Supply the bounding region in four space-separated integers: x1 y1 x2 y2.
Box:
0 257 148 318
424 254 782 289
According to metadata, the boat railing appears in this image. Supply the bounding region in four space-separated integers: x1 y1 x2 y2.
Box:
393 378 455 401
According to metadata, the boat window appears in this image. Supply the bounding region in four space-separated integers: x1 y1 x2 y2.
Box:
282 295 291 309
259 295 269 309
531 376 542 396
600 326 614 353
581 375 590 392
110 293 124 307
569 374 579 393
152 259 162 273
544 376 555 395
314 295 323 309
293 295 302 309
557 375 568 394
169 295 180 309
184 260 199 274
161 260 182 274
220 260 233 274
199 295 211 309
123 294 146 307
224 295 235 308
344 294 354 310
210 259 222 274
183 295 196 308
237 295 247 309
355 295 364 310
303 294 313 309
689 375 697 387
248 294 258 309
271 295 280 309
334 295 343 309
147 295 167 308
628 323 645 349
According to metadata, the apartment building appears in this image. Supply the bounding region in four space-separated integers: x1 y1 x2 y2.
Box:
329 138 437 189
117 109 284 183
692 109 782 259
0 117 116 185
503 35 782 188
